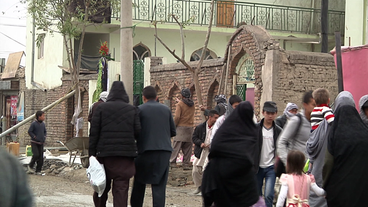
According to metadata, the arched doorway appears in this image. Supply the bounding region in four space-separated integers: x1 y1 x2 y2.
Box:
133 43 151 106
234 53 255 105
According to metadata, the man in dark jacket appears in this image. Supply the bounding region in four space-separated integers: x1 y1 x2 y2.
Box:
27 110 46 175
255 101 282 207
131 86 176 207
191 110 219 195
89 81 140 207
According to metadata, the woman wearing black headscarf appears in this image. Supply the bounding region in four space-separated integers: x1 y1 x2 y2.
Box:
322 95 368 207
201 101 259 207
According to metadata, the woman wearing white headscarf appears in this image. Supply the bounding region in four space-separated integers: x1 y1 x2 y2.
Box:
275 103 298 128
276 102 310 175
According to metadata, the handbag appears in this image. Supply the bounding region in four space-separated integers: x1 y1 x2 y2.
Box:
275 114 303 177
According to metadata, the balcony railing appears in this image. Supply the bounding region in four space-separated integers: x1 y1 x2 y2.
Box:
112 0 345 35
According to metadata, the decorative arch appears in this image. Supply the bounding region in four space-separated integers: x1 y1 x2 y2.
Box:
207 78 220 109
190 47 218 61
133 42 151 60
154 84 163 103
167 82 181 111
221 25 275 118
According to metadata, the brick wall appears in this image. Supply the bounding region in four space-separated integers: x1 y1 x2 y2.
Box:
150 25 338 126
151 59 224 125
18 73 95 147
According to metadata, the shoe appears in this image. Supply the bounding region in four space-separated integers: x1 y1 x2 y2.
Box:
35 172 45 176
27 165 35 174
192 186 201 194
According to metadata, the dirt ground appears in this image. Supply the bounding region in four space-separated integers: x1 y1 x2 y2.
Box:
28 168 203 207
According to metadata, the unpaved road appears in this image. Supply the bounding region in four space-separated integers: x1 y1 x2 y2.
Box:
28 170 203 207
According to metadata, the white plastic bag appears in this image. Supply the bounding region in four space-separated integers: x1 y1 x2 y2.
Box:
86 156 106 197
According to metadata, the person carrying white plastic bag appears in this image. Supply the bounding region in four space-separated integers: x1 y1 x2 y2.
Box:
86 156 106 197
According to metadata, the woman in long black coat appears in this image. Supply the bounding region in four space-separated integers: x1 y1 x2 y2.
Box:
323 93 368 207
201 101 259 207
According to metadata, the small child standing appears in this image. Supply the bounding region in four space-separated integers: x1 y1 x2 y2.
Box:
276 150 325 207
310 88 334 131
27 111 47 175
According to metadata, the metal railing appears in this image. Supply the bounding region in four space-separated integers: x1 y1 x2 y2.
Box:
112 0 345 35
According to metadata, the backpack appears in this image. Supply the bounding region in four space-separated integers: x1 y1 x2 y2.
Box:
275 113 303 177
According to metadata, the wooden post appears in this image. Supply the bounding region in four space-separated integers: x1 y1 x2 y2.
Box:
335 32 344 92
321 0 329 53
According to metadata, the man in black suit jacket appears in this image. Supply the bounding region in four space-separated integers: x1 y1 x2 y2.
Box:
131 86 176 207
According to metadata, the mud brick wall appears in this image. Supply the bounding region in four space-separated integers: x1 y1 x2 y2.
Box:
226 27 279 118
272 50 338 113
151 59 224 126
18 74 94 147
149 25 338 124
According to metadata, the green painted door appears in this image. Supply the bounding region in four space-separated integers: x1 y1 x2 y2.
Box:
236 84 247 101
133 60 144 106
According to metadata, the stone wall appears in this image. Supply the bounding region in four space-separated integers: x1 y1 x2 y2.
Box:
18 73 96 146
271 50 338 112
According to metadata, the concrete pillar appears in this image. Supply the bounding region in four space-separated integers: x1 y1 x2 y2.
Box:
120 0 133 103
344 0 366 46
260 50 279 119
144 57 151 87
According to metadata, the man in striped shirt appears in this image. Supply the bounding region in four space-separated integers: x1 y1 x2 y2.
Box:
311 88 335 131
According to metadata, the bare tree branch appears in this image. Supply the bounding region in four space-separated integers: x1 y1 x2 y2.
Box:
198 0 215 73
172 14 185 61
154 34 194 73
194 0 215 121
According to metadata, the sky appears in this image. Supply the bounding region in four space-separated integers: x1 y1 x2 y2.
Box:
0 0 27 65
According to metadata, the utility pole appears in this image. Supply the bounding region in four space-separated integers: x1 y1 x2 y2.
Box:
120 0 133 103
321 0 329 53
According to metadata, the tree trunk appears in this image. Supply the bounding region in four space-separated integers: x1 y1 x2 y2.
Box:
193 70 205 121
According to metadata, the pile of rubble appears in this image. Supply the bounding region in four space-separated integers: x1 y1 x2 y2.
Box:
168 166 193 187
41 159 78 175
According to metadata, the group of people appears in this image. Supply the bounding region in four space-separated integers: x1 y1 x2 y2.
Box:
196 88 368 207
87 81 368 207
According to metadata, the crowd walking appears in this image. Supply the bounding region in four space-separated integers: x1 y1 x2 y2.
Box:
4 81 365 207
81 81 368 207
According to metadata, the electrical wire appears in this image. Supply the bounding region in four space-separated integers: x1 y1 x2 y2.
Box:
0 31 26 47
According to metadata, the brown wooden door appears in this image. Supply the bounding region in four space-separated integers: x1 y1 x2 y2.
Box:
217 0 235 27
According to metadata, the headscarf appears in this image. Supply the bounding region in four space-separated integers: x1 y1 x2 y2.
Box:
181 88 194 107
359 95 368 126
214 94 227 104
224 98 234 119
181 88 191 98
327 91 357 156
106 81 129 103
324 94 368 206
99 91 109 102
307 91 354 161
210 101 257 161
203 101 259 207
283 102 298 118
